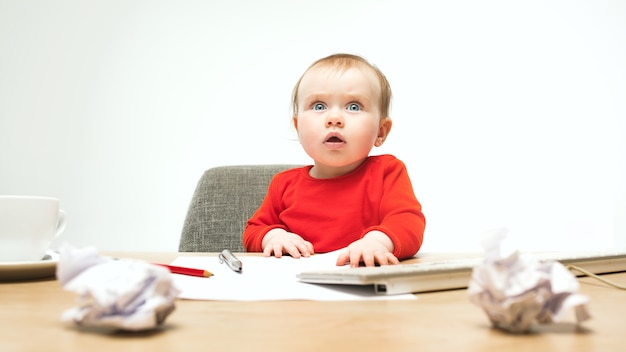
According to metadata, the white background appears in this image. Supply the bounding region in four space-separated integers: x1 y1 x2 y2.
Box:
1 0 624 253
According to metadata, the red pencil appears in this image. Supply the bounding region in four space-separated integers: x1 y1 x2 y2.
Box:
155 263 213 278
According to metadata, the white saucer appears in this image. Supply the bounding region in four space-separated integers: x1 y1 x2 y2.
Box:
0 250 59 281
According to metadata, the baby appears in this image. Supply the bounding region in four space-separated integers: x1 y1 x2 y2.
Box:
243 53 425 267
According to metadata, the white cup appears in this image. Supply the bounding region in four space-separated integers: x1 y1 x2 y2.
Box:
0 196 67 262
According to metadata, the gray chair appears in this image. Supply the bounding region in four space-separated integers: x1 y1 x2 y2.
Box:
179 164 302 252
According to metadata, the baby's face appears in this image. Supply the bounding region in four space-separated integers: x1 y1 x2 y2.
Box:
294 67 384 178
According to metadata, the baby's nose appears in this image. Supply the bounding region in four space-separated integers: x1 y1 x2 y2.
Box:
325 112 344 127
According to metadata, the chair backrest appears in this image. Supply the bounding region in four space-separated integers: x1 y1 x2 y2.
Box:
179 164 302 252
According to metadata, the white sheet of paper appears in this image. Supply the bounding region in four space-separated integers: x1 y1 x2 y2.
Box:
169 251 416 301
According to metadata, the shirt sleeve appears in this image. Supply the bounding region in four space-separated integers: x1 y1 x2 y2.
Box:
242 175 287 252
363 157 425 259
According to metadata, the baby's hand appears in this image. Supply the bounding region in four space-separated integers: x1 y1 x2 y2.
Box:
336 231 400 267
262 228 314 258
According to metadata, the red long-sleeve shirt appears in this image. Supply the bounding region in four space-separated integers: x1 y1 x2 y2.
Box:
243 154 426 259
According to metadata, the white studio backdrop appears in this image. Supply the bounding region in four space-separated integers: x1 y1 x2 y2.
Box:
1 0 624 253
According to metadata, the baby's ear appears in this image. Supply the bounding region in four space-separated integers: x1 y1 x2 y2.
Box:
375 117 392 147
292 116 299 131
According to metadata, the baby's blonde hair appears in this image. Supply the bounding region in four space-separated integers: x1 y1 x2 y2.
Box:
291 53 392 119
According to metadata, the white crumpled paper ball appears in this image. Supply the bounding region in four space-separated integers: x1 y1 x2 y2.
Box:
57 245 179 331
467 229 591 333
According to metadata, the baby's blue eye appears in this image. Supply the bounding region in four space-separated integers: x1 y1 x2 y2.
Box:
313 103 326 111
347 103 361 111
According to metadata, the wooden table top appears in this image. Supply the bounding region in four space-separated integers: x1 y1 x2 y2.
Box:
1 252 624 352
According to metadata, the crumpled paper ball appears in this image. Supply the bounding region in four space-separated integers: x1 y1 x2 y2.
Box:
57 245 179 331
467 229 591 333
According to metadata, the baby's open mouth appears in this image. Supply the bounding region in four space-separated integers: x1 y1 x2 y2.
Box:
326 136 344 143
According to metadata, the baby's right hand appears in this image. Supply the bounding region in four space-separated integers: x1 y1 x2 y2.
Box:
262 228 314 258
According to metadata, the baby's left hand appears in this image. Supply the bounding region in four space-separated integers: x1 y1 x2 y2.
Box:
335 231 400 267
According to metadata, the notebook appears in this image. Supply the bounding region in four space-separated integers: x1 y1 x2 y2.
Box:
296 250 626 295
